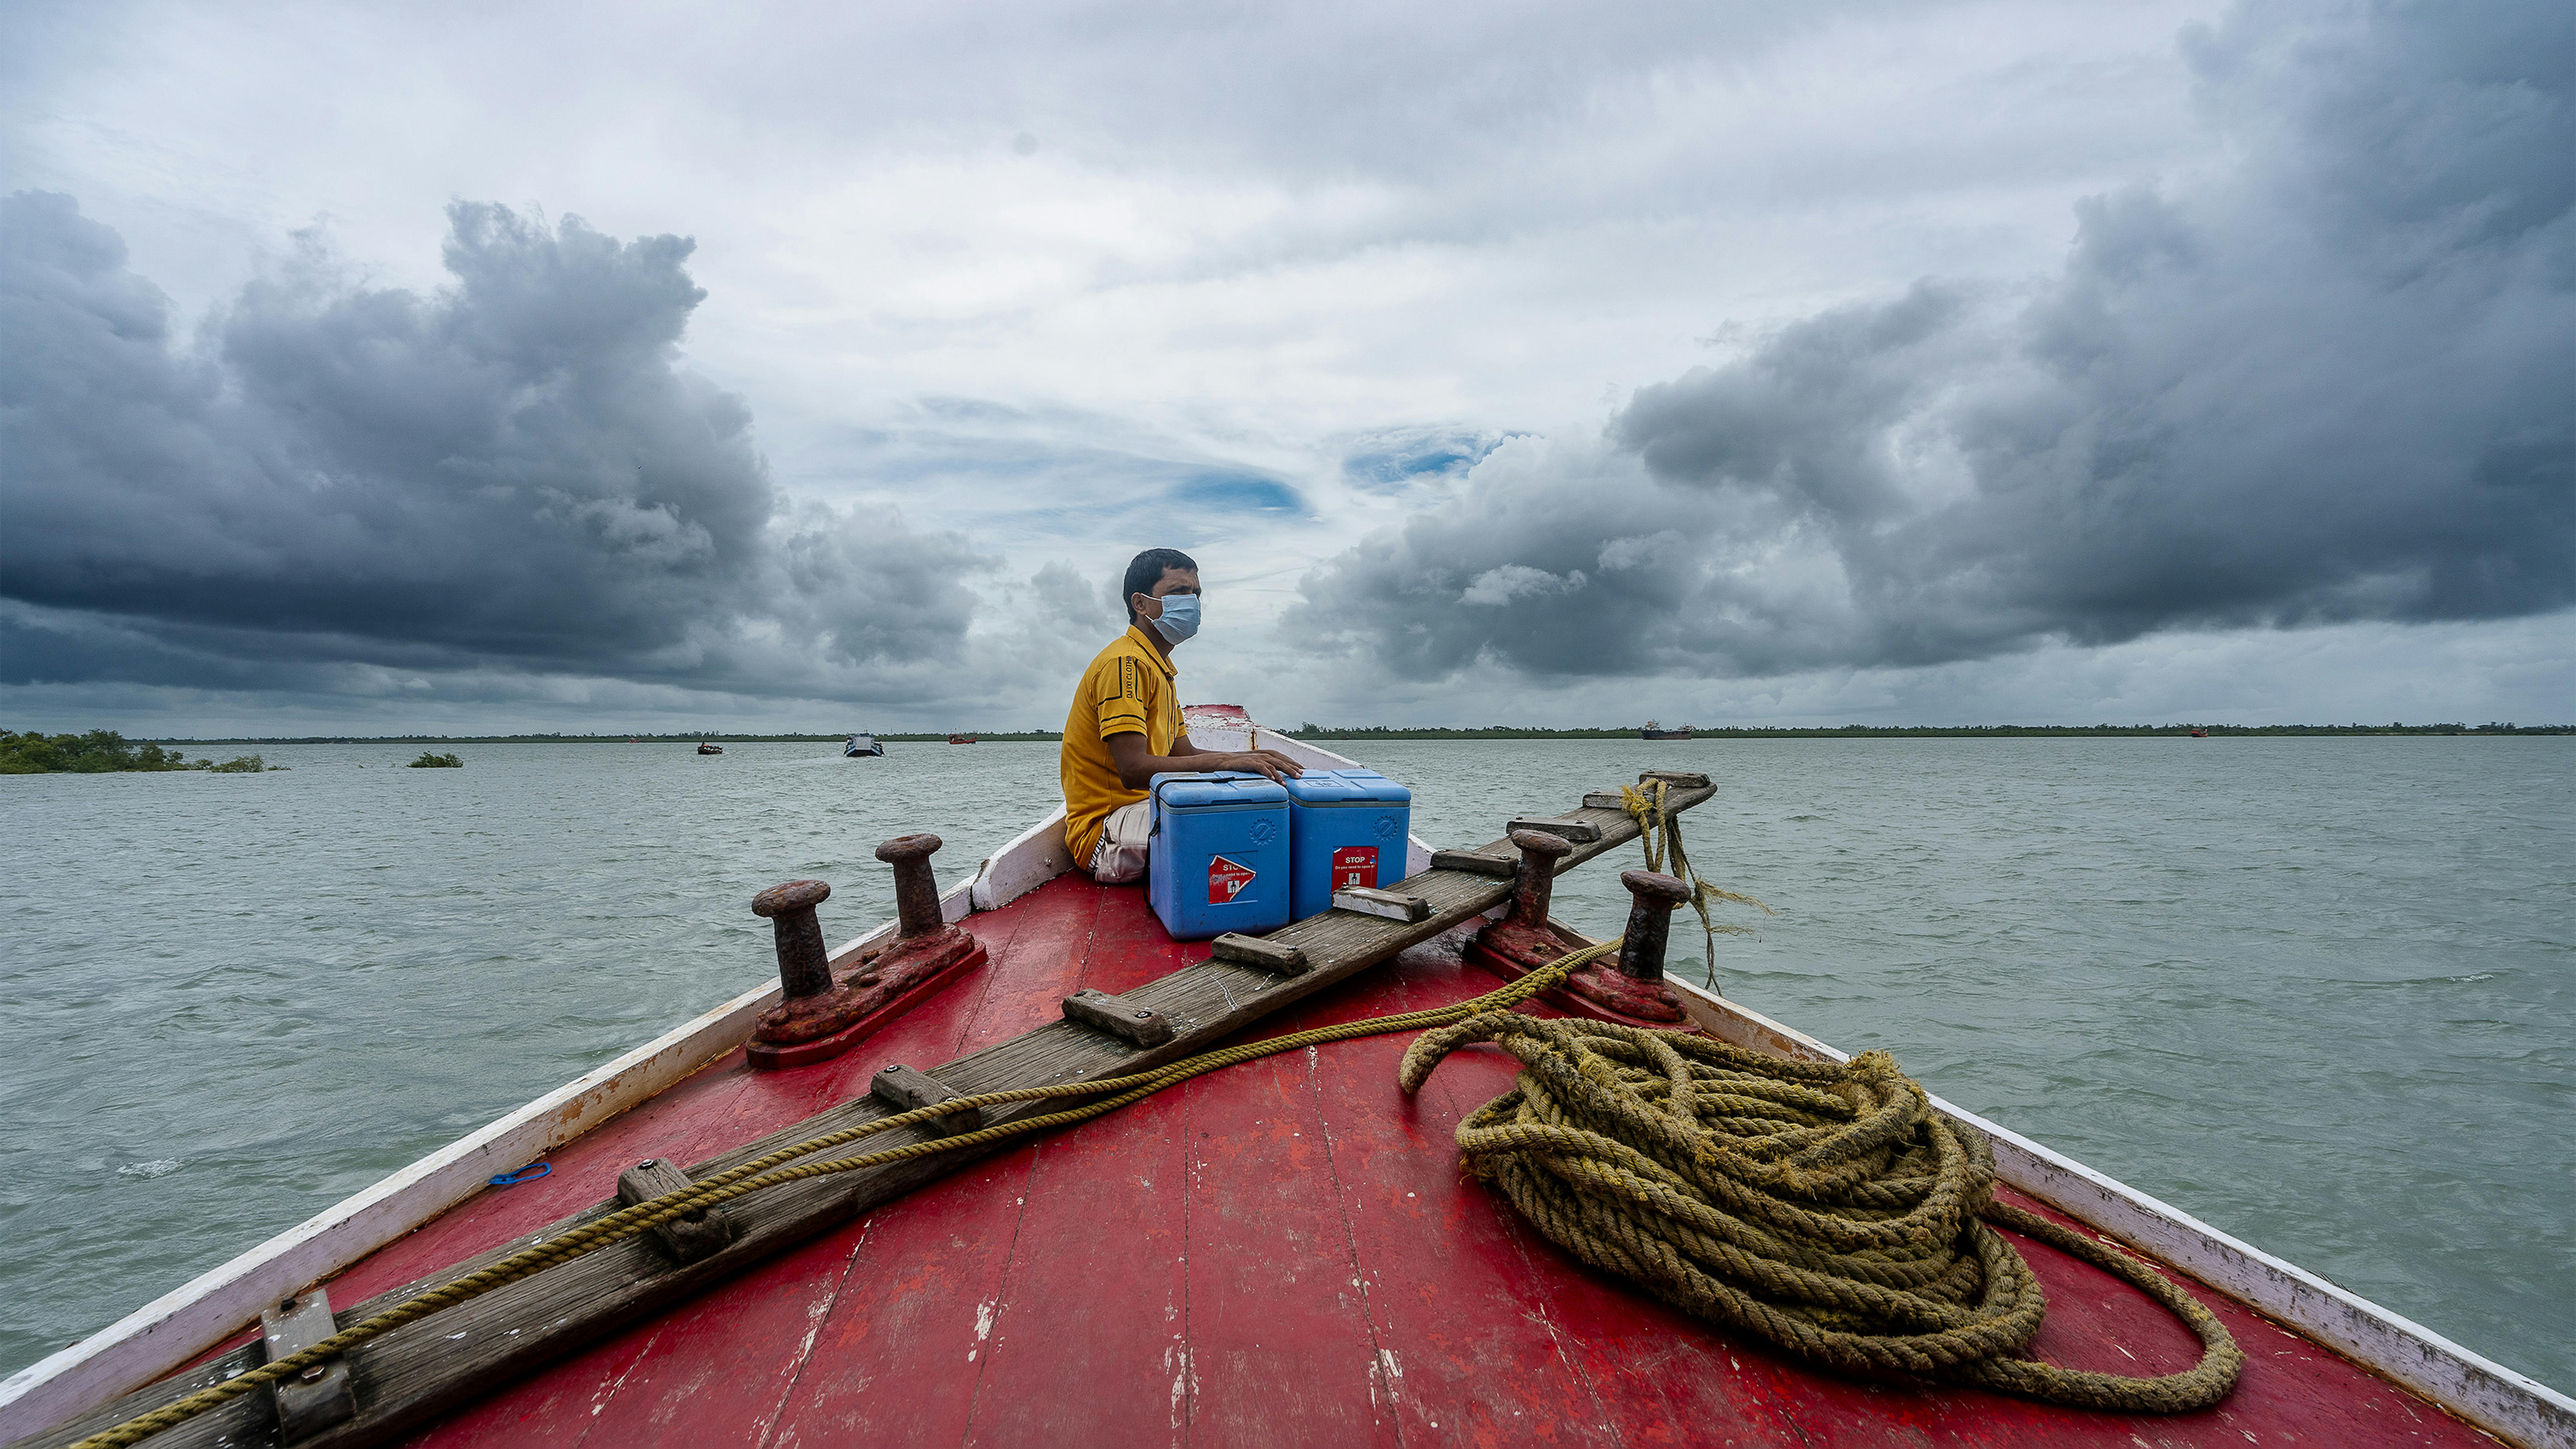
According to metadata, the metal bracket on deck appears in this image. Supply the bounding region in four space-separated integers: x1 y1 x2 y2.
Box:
615 1158 735 1264
871 1063 983 1135
1333 886 1432 922
1504 815 1602 843
1062 987 1176 1047
1210 933 1307 976
260 1289 354 1443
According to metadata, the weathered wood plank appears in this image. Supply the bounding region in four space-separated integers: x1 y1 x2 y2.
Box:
1428 848 1515 876
1330 886 1432 922
18 784 1707 1449
1503 815 1600 843
1060 986 1178 1047
1208 932 1306 974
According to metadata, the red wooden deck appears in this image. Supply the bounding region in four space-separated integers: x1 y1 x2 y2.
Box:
317 873 2490 1447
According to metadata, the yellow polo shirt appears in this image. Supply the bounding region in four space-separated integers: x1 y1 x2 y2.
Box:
1061 625 1182 863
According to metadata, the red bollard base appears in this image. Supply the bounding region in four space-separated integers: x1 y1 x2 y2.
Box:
747 930 988 1071
1464 921 1698 1033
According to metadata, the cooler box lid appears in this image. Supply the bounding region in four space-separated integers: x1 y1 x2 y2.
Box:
1279 767 1412 806
1150 771 1290 809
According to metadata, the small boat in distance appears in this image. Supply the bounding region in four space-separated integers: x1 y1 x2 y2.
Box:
843 734 884 758
1641 719 1694 740
2191 728 2210 738
695 741 724 755
947 733 977 744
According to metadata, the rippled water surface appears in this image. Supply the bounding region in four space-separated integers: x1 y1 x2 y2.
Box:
3 737 2568 1389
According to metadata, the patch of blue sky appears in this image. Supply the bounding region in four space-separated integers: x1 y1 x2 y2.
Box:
1168 471 1303 515
783 402 1304 522
1340 427 1516 493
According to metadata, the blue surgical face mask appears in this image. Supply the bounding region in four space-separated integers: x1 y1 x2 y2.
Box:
1148 591 1202 644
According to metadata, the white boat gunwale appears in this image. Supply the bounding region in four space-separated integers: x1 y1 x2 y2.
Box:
4 727 2566 1449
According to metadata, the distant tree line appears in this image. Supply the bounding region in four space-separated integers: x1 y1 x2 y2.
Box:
131 731 1074 744
1 730 276 773
1287 722 2572 739
18 722 2568 758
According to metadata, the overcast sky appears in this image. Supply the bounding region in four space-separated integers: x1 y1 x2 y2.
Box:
3 0 2568 734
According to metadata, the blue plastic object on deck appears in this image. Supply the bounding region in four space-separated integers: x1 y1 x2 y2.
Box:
1280 768 1414 921
488 1163 551 1187
1146 771 1291 940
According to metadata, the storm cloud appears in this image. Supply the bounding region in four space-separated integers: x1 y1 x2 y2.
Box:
1 194 992 700
1286 1 2574 683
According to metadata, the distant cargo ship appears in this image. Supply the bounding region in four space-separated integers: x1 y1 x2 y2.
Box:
1641 720 1694 740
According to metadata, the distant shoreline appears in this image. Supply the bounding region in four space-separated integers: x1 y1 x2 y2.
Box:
122 723 2573 744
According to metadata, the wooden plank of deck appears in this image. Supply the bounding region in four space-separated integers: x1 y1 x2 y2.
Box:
1286 955 1624 1445
1180 1046 1393 1445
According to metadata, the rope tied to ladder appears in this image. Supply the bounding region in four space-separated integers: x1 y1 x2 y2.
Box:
1398 1010 2244 1412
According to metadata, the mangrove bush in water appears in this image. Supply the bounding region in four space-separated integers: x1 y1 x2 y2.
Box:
0 730 279 774
408 751 465 768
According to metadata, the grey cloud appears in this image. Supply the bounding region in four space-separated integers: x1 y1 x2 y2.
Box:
1 194 992 699
1288 0 2574 682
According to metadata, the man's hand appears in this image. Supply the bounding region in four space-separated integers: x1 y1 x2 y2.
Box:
1220 749 1306 784
1108 734 1306 790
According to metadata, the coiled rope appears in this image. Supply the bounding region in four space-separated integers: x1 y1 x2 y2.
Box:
1399 1013 2243 1411
1418 786 2240 1411
71 796 2234 1447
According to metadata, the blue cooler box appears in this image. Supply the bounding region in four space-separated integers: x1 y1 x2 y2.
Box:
1282 768 1414 921
1147 772 1291 940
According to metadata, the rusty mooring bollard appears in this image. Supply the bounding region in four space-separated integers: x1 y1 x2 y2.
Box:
745 836 990 1072
752 879 834 999
1614 870 1692 982
1507 828 1574 928
876 833 945 937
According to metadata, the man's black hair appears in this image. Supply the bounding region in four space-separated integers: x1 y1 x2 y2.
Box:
1122 548 1199 625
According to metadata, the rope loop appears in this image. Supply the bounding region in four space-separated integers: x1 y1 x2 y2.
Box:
1403 1009 2244 1413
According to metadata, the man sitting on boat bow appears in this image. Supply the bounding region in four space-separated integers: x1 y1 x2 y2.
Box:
1062 548 1302 883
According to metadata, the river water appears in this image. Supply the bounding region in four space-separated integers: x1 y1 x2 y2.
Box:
2 738 2568 1391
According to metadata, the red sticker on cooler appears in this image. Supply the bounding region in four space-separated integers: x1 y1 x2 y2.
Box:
1208 854 1257 903
1331 845 1378 892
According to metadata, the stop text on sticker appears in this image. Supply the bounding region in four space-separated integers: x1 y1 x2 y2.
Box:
1208 854 1257 903
1331 845 1378 892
